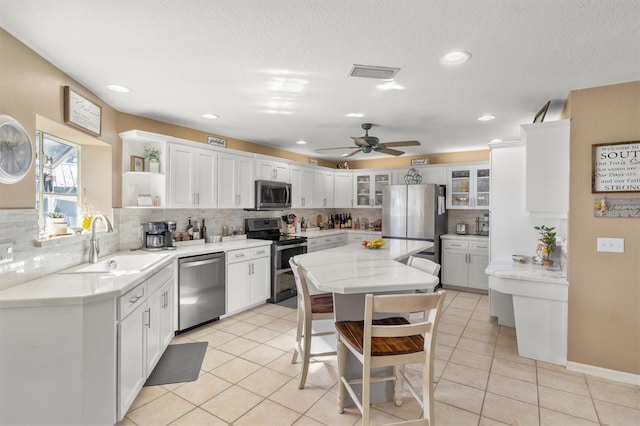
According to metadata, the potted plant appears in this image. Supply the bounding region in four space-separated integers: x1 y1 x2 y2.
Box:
46 212 67 235
143 146 160 173
534 225 556 266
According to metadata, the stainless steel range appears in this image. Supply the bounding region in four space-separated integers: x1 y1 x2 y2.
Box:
245 218 307 303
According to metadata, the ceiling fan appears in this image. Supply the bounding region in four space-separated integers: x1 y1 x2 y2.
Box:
315 123 420 158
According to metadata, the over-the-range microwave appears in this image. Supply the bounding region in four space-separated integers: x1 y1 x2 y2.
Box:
252 180 292 210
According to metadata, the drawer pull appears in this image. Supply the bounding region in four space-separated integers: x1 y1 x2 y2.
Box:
234 253 246 258
129 294 143 304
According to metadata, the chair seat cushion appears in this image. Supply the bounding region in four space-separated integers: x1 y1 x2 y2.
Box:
335 317 424 356
310 293 334 314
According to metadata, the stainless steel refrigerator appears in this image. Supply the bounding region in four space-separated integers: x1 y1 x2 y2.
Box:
382 184 448 265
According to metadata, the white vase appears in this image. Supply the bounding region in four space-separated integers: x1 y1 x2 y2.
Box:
149 159 160 173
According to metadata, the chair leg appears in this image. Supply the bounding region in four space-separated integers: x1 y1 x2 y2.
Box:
337 338 346 414
423 361 433 424
298 315 312 389
394 365 403 407
362 358 371 425
291 304 303 365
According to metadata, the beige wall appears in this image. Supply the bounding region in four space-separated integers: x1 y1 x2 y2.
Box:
567 81 640 374
348 150 489 169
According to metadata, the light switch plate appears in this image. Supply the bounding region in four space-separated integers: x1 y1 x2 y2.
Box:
0 242 13 263
597 237 624 253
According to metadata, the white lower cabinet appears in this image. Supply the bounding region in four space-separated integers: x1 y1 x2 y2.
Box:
441 238 489 290
306 233 347 252
117 264 174 420
346 231 382 244
226 245 271 314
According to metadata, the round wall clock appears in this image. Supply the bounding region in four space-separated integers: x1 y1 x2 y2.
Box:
0 115 34 184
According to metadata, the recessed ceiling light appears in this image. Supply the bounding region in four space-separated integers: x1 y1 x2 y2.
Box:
439 51 472 65
377 80 405 91
489 138 503 143
296 140 307 145
478 115 495 121
201 113 219 119
107 84 130 93
346 113 365 118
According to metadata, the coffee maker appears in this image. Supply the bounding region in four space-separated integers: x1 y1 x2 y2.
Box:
163 221 177 250
142 222 167 251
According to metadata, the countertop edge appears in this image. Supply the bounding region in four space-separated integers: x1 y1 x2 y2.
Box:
485 260 568 285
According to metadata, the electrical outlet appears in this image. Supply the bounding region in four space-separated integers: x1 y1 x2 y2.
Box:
597 237 624 253
0 242 13 263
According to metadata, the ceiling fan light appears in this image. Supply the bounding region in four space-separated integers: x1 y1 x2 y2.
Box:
478 114 495 121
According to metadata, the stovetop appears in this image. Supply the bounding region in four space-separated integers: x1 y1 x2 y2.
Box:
245 217 306 245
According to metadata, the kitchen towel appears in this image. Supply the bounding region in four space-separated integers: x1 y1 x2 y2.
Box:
144 342 207 386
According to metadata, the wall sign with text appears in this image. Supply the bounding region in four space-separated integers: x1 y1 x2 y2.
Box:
592 141 640 193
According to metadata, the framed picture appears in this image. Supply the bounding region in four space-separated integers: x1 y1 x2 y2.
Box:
130 155 145 172
533 100 551 123
137 194 153 207
63 86 102 135
592 141 640 192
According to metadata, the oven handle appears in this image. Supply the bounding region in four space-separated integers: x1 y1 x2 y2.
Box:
274 242 307 251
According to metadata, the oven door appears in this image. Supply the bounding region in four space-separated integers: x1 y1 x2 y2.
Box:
272 242 307 302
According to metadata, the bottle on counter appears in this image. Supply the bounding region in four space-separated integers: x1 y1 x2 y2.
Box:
300 217 305 229
193 220 200 240
187 217 194 240
354 218 360 230
201 219 207 241
347 213 352 228
328 214 334 229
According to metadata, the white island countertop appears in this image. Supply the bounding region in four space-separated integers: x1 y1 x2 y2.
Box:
296 239 439 294
485 259 568 285
0 239 272 308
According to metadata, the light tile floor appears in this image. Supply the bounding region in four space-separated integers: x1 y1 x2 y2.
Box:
118 290 640 425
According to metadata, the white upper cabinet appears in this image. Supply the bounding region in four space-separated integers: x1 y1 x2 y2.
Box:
522 120 570 217
218 152 255 208
334 172 354 208
256 157 289 182
168 144 217 208
446 163 490 209
354 171 391 208
290 165 314 208
392 166 446 185
313 169 334 208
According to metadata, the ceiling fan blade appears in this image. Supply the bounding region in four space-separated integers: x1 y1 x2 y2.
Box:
314 146 356 151
341 149 362 158
350 136 369 147
382 140 421 147
378 147 405 156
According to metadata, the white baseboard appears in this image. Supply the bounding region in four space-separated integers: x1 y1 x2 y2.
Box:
566 361 640 386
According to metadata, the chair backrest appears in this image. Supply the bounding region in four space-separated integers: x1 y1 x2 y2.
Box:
289 256 312 314
364 291 445 347
407 256 441 276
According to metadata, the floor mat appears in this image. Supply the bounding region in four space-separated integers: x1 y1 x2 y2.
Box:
144 342 207 386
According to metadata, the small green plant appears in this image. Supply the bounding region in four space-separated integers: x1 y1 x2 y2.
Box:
143 146 160 161
535 225 556 255
47 212 64 219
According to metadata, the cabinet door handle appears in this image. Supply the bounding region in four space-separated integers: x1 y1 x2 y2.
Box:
248 263 252 275
145 308 151 328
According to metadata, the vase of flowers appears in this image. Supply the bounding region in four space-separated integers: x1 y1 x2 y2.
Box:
535 225 556 266
143 146 160 173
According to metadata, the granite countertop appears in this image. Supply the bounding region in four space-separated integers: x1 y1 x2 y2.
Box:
296 239 439 295
485 259 568 285
0 239 272 308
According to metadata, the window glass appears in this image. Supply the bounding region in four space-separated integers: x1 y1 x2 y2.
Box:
36 132 81 235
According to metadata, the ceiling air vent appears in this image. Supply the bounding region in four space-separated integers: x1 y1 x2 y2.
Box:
348 64 400 79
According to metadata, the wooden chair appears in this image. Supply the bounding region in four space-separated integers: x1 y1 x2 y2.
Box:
407 256 441 277
336 291 445 425
289 256 336 389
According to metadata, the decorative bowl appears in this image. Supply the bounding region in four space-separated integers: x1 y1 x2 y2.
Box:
512 254 527 263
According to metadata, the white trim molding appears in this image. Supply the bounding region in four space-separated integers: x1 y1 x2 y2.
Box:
566 361 640 386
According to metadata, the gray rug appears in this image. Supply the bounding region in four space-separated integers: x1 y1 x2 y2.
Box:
144 342 208 386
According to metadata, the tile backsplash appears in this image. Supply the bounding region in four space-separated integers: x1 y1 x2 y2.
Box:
0 205 481 291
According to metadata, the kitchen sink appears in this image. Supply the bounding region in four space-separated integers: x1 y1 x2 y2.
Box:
62 253 171 274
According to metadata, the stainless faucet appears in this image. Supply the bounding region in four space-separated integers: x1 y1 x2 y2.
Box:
89 214 114 263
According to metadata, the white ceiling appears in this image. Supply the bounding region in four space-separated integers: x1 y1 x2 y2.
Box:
1 1 639 161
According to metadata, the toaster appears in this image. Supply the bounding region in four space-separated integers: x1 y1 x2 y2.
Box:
456 223 467 235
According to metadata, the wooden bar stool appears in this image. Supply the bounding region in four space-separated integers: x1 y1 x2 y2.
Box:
407 256 441 277
336 291 445 425
289 256 336 389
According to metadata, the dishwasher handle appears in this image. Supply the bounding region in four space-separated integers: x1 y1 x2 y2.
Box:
180 257 223 269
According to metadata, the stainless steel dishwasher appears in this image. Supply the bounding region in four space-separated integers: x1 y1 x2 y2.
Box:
177 252 225 333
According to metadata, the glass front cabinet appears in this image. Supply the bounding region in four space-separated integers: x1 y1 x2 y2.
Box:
354 171 390 207
446 164 490 209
